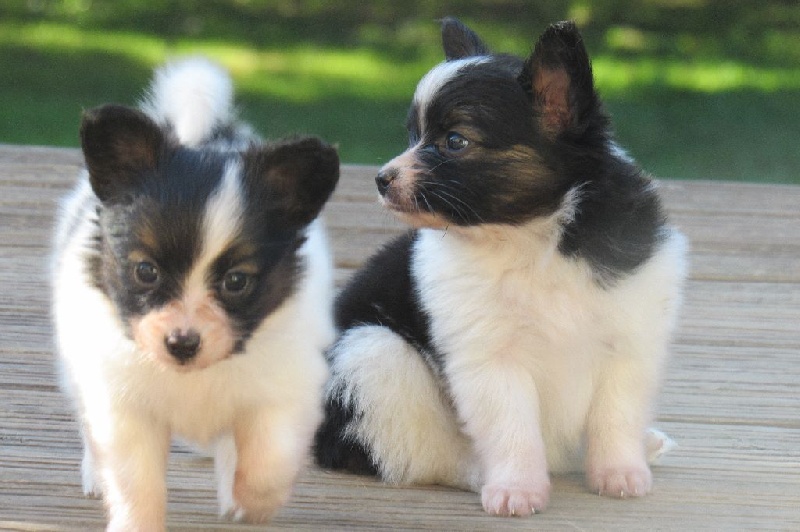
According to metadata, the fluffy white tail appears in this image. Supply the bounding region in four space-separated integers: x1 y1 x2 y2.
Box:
140 57 233 147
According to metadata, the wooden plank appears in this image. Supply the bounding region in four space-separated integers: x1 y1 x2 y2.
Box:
1 145 799 530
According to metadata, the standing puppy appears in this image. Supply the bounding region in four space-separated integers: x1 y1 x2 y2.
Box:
52 58 339 529
315 19 687 517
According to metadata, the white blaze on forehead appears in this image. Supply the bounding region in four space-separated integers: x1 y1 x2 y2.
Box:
184 160 245 300
203 160 244 257
412 57 488 131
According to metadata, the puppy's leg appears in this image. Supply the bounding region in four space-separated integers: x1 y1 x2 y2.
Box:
327 325 476 489
90 412 170 532
448 357 551 516
79 422 102 497
585 234 685 497
229 405 315 523
213 433 238 518
584 349 664 499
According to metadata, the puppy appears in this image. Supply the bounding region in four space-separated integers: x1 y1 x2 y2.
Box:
314 19 687 517
51 58 339 530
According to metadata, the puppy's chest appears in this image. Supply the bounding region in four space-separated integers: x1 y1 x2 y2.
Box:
415 235 610 359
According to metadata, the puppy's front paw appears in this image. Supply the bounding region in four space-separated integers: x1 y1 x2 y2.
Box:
226 471 291 524
481 480 550 517
587 464 652 498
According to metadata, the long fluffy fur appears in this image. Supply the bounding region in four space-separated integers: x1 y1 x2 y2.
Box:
52 58 338 529
315 19 687 517
139 57 234 146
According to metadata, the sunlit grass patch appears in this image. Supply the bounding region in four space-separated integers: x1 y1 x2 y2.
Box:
4 21 800 102
187 43 425 101
0 21 425 102
593 56 800 94
0 21 167 64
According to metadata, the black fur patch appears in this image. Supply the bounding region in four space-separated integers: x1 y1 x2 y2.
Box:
334 232 435 361
314 392 378 475
313 232 443 473
88 146 227 324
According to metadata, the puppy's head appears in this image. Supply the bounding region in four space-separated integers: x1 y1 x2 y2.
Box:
81 105 338 371
376 18 609 228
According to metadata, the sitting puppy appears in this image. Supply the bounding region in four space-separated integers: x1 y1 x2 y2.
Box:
314 19 687 517
51 58 339 529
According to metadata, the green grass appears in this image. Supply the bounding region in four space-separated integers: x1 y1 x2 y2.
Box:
1 16 799 183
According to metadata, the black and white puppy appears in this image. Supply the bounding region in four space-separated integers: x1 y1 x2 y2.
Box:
315 19 687 517
51 58 339 529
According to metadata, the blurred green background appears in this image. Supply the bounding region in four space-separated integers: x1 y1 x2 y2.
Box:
1 0 799 182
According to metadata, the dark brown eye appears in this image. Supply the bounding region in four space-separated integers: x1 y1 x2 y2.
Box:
445 132 469 152
222 271 249 295
133 261 159 286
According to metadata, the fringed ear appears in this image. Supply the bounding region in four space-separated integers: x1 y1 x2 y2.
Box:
441 17 490 61
520 21 597 140
80 104 167 203
245 137 340 227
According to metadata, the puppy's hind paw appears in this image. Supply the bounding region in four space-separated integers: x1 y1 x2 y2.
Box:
645 427 677 464
481 481 550 517
587 465 652 499
81 467 102 498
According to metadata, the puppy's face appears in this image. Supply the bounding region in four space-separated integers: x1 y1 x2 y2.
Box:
377 19 605 229
81 106 339 371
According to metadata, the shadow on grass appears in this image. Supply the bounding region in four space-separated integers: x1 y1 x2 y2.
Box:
0 46 151 146
607 89 800 183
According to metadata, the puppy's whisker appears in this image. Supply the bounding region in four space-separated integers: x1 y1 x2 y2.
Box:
418 180 484 223
418 190 435 213
442 179 481 197
430 186 484 223
427 190 471 224
425 158 455 174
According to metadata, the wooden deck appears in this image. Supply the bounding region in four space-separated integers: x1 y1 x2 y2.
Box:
1 144 798 530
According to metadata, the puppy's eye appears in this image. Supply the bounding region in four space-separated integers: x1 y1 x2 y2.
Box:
133 261 159 286
222 271 250 295
445 132 469 152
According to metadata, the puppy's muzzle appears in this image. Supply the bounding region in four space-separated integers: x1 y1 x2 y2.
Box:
165 329 201 363
375 168 398 196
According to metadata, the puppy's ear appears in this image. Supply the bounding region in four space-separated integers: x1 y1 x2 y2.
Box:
245 137 340 227
81 104 167 203
520 21 598 140
441 17 490 60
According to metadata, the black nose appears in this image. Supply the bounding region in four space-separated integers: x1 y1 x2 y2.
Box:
165 329 201 362
375 168 397 195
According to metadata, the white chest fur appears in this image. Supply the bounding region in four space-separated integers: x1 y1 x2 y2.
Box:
412 219 687 471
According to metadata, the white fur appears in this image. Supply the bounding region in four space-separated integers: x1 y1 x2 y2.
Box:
140 57 234 147
336 201 687 516
204 161 245 252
